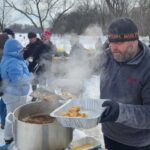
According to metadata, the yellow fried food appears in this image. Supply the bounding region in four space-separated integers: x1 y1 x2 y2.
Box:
62 112 71 117
77 113 87 118
62 106 87 118
68 106 80 113
69 112 80 117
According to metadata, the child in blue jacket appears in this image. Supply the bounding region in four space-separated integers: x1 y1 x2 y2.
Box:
0 39 32 149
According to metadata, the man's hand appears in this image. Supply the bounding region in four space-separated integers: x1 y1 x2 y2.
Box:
100 100 119 123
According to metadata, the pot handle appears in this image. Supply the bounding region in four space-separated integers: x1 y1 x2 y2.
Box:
6 112 14 124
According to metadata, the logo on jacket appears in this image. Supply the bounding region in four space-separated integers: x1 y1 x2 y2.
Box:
127 76 139 85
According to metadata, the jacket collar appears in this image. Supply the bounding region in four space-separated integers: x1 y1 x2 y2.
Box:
125 40 147 65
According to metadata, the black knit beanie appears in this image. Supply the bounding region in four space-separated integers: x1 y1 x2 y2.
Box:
28 32 37 39
3 28 15 38
108 18 139 42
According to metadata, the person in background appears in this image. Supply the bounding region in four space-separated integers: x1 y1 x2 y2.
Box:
0 34 9 130
24 32 53 95
0 39 32 149
69 34 85 58
40 31 57 83
41 30 56 58
3 28 15 39
0 29 15 130
24 32 50 74
0 33 9 60
99 17 150 150
0 81 5 128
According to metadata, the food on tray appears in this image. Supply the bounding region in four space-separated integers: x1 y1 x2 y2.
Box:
21 114 55 124
58 91 76 99
72 144 95 150
62 106 87 118
69 106 80 112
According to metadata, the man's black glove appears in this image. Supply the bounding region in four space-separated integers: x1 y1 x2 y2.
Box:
100 100 119 123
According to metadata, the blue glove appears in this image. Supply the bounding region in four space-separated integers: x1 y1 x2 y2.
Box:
100 100 119 123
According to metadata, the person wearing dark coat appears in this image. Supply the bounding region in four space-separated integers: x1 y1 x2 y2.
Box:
24 32 52 75
99 18 150 150
24 32 53 96
3 28 15 39
41 30 56 59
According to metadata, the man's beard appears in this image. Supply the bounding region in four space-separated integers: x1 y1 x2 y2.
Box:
112 46 135 62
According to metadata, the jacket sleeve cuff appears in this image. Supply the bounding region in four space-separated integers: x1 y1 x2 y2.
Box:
115 103 127 123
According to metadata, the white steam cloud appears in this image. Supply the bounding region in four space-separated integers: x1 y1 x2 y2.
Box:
37 25 105 95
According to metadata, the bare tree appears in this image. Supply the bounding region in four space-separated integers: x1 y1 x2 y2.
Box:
131 0 150 39
92 0 109 33
0 0 13 31
105 0 130 17
48 0 74 31
0 0 6 31
5 0 74 34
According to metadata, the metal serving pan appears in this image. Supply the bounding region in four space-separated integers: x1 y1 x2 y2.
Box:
50 98 106 129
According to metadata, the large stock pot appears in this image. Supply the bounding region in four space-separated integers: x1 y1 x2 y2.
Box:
8 100 73 150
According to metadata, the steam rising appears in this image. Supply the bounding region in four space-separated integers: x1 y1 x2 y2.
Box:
37 25 105 95
83 24 103 36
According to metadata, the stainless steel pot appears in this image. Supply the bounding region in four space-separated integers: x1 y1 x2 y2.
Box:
8 100 73 150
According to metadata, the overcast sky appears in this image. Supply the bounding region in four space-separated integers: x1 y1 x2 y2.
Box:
4 0 34 26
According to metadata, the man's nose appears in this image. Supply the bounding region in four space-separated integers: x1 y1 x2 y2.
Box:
111 44 120 52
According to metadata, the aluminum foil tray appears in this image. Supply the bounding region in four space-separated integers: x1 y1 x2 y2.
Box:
50 99 106 129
